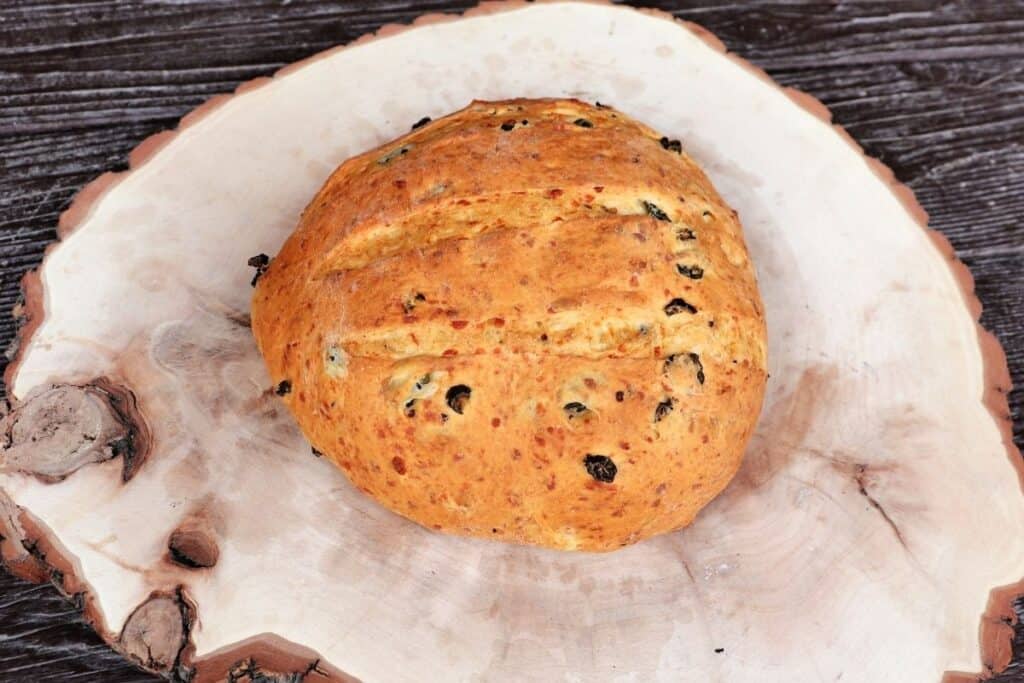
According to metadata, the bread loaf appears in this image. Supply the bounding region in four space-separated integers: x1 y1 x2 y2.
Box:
251 99 767 551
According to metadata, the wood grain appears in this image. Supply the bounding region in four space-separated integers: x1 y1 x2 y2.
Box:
0 1 1021 681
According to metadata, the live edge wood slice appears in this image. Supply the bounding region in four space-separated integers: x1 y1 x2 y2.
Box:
0 2 1020 681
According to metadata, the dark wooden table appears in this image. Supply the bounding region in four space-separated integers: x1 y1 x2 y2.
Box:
1 1 1022 681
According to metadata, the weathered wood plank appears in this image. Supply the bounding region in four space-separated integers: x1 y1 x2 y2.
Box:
0 1 1021 680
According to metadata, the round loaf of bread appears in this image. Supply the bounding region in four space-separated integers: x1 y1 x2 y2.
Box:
251 99 767 551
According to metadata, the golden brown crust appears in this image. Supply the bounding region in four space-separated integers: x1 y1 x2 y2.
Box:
251 98 767 550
